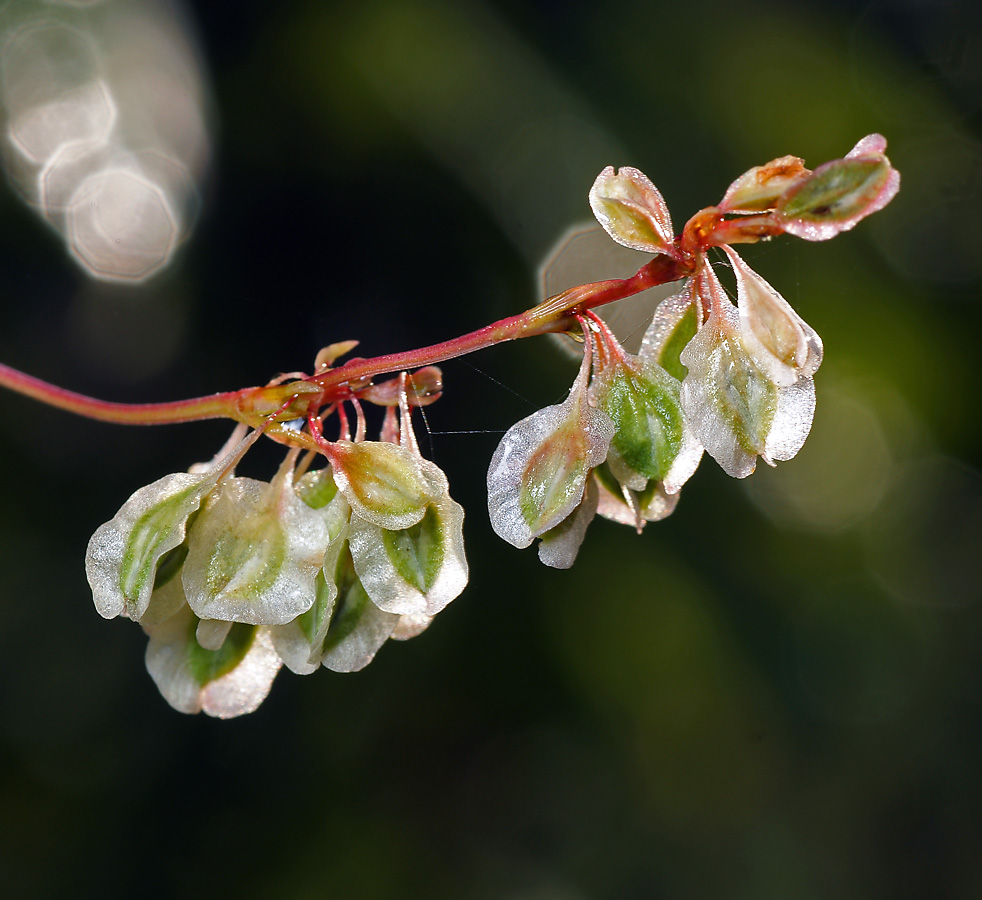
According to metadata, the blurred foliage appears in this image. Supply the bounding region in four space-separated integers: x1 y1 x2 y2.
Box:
2 0 982 898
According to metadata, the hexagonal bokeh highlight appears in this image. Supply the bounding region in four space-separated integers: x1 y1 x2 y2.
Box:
8 79 116 165
67 166 178 282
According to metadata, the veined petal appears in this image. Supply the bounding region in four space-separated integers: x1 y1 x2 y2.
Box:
327 440 448 531
724 247 823 386
488 349 613 548
86 471 218 622
591 353 702 496
680 268 816 477
270 571 338 675
589 165 676 256
86 431 258 623
269 515 349 674
182 467 330 626
348 495 467 617
144 604 281 718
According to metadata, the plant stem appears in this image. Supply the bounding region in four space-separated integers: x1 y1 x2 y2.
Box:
0 361 244 424
314 254 691 391
0 254 692 429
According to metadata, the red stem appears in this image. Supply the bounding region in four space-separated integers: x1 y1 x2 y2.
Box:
0 361 244 424
0 254 693 429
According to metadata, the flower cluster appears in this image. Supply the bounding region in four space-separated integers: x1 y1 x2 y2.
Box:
487 135 898 566
85 373 467 717
65 135 898 716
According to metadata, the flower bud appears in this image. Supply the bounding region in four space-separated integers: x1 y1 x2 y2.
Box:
774 134 899 241
589 165 677 256
719 154 810 213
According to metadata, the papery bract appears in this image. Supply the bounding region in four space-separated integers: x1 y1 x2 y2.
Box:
591 350 702 495
182 465 330 626
679 266 815 478
589 165 677 256
144 604 282 718
723 246 823 387
86 472 219 622
327 440 448 530
487 347 613 549
348 495 467 617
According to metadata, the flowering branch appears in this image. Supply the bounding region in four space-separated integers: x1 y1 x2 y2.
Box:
0 135 900 716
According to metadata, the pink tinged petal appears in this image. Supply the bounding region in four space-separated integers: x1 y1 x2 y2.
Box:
724 247 823 387
593 467 680 530
487 350 614 548
144 605 282 718
775 135 900 241
593 472 640 527
328 440 448 530
537 476 598 569
182 469 330 626
348 495 467 617
719 155 811 213
846 134 888 157
637 481 680 522
589 165 677 256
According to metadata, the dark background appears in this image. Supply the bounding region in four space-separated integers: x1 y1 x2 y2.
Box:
1 0 981 897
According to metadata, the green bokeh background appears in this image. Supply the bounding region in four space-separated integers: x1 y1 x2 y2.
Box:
1 0 981 897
